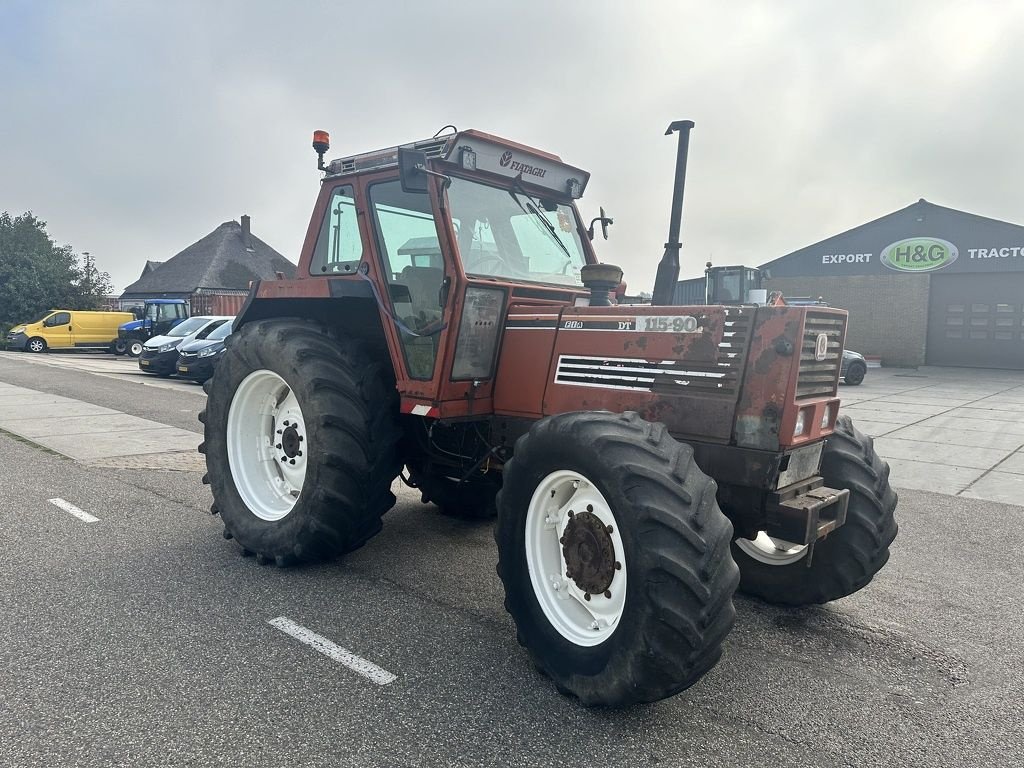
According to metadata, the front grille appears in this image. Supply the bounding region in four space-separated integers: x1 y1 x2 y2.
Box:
796 312 845 399
178 352 198 362
555 355 741 395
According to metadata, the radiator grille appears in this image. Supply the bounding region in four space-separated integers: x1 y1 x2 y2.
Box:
797 312 845 399
554 309 752 397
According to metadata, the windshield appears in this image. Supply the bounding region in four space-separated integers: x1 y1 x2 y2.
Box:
167 317 209 338
445 177 587 287
28 311 53 324
206 320 234 341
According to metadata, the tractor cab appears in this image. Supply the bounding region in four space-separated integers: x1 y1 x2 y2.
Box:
287 129 600 415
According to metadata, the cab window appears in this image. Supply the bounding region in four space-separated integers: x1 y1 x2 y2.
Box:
311 185 362 275
44 312 70 327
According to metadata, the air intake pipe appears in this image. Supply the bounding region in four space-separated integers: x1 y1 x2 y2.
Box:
651 120 695 305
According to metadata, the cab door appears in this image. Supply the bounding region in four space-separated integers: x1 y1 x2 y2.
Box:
43 311 73 348
358 173 454 403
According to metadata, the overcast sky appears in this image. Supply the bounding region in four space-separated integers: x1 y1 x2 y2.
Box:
2 0 1022 292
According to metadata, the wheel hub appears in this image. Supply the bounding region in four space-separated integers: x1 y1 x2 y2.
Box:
280 424 302 458
561 510 616 595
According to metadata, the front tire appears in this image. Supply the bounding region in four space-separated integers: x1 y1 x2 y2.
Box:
732 415 897 605
201 319 402 564
26 337 47 353
496 411 739 706
128 340 144 357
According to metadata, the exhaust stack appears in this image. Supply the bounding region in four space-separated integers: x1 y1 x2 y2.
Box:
651 120 695 305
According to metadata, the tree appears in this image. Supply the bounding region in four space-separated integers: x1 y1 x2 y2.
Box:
0 211 114 334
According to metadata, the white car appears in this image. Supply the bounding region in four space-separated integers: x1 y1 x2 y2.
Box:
137 316 233 376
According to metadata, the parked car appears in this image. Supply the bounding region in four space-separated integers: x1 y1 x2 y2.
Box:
138 316 232 377
841 349 867 385
6 309 135 353
175 319 234 383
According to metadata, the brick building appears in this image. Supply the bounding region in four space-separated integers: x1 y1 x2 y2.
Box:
759 200 1024 369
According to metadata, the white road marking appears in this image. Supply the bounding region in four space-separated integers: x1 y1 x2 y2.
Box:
268 616 397 685
48 498 99 523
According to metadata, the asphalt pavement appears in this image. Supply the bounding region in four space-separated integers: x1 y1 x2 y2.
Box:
1 351 1022 768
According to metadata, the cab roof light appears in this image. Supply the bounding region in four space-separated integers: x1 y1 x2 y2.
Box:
312 130 330 172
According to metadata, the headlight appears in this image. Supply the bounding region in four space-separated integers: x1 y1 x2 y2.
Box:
820 404 833 430
793 409 808 438
158 342 179 353
198 345 222 358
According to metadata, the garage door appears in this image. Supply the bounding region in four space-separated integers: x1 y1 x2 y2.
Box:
926 273 1024 369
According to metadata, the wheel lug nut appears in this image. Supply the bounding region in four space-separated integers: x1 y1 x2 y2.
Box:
559 536 566 544
606 525 614 534
289 459 296 465
614 561 621 570
587 504 593 512
568 510 574 517
283 420 290 427
297 451 302 457
584 593 591 601
298 435 303 442
280 456 287 462
275 443 282 449
276 429 283 435
604 590 612 599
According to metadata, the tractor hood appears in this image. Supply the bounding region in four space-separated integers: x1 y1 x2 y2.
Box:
119 319 145 333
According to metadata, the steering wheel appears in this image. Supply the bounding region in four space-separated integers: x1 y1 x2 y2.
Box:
464 253 509 276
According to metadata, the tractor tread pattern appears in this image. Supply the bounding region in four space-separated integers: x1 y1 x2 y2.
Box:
495 410 739 707
200 318 401 566
733 414 898 605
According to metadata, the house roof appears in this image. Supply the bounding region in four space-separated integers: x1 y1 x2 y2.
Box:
139 260 163 278
121 220 295 297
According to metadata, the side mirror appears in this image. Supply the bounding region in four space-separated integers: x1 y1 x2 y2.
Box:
587 206 614 241
398 147 430 194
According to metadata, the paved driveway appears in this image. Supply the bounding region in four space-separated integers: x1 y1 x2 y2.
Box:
839 367 1024 506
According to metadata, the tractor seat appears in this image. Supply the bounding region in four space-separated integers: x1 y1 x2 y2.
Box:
398 265 444 322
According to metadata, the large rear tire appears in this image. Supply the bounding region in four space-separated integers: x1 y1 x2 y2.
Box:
201 318 402 564
496 411 739 706
732 415 898 605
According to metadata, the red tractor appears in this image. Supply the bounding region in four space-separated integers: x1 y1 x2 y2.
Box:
199 121 897 706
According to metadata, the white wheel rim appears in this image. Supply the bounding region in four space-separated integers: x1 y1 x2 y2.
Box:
735 532 808 566
524 470 627 647
226 370 308 522
131 342 143 356
29 340 43 352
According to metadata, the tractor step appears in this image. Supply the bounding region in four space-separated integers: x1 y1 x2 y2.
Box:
765 478 849 547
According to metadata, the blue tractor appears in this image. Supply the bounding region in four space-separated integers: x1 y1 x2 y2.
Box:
115 298 190 357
